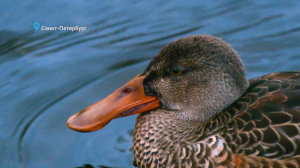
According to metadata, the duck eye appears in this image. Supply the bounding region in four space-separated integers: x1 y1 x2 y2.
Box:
171 67 181 76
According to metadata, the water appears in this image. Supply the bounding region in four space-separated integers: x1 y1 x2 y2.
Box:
1 0 300 167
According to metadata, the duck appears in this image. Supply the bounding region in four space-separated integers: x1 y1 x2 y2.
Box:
67 35 300 168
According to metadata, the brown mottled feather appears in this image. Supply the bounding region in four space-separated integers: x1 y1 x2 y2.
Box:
227 72 300 167
227 72 300 158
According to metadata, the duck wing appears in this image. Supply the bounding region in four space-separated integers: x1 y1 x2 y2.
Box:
222 71 300 160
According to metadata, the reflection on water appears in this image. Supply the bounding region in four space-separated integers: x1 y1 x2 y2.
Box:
1 0 300 167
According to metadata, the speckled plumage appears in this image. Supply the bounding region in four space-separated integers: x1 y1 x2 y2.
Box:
133 35 300 167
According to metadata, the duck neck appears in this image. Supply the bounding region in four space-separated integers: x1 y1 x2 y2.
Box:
133 109 229 167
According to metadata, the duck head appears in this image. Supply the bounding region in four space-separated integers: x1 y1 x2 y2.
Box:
67 35 249 132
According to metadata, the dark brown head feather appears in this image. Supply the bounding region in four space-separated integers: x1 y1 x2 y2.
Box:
143 35 249 122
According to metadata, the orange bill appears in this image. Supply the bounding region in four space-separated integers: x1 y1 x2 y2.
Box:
67 75 160 132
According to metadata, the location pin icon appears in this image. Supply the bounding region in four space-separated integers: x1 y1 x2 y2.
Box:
34 22 40 30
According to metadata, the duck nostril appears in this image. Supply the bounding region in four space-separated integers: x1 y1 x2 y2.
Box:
121 87 131 94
